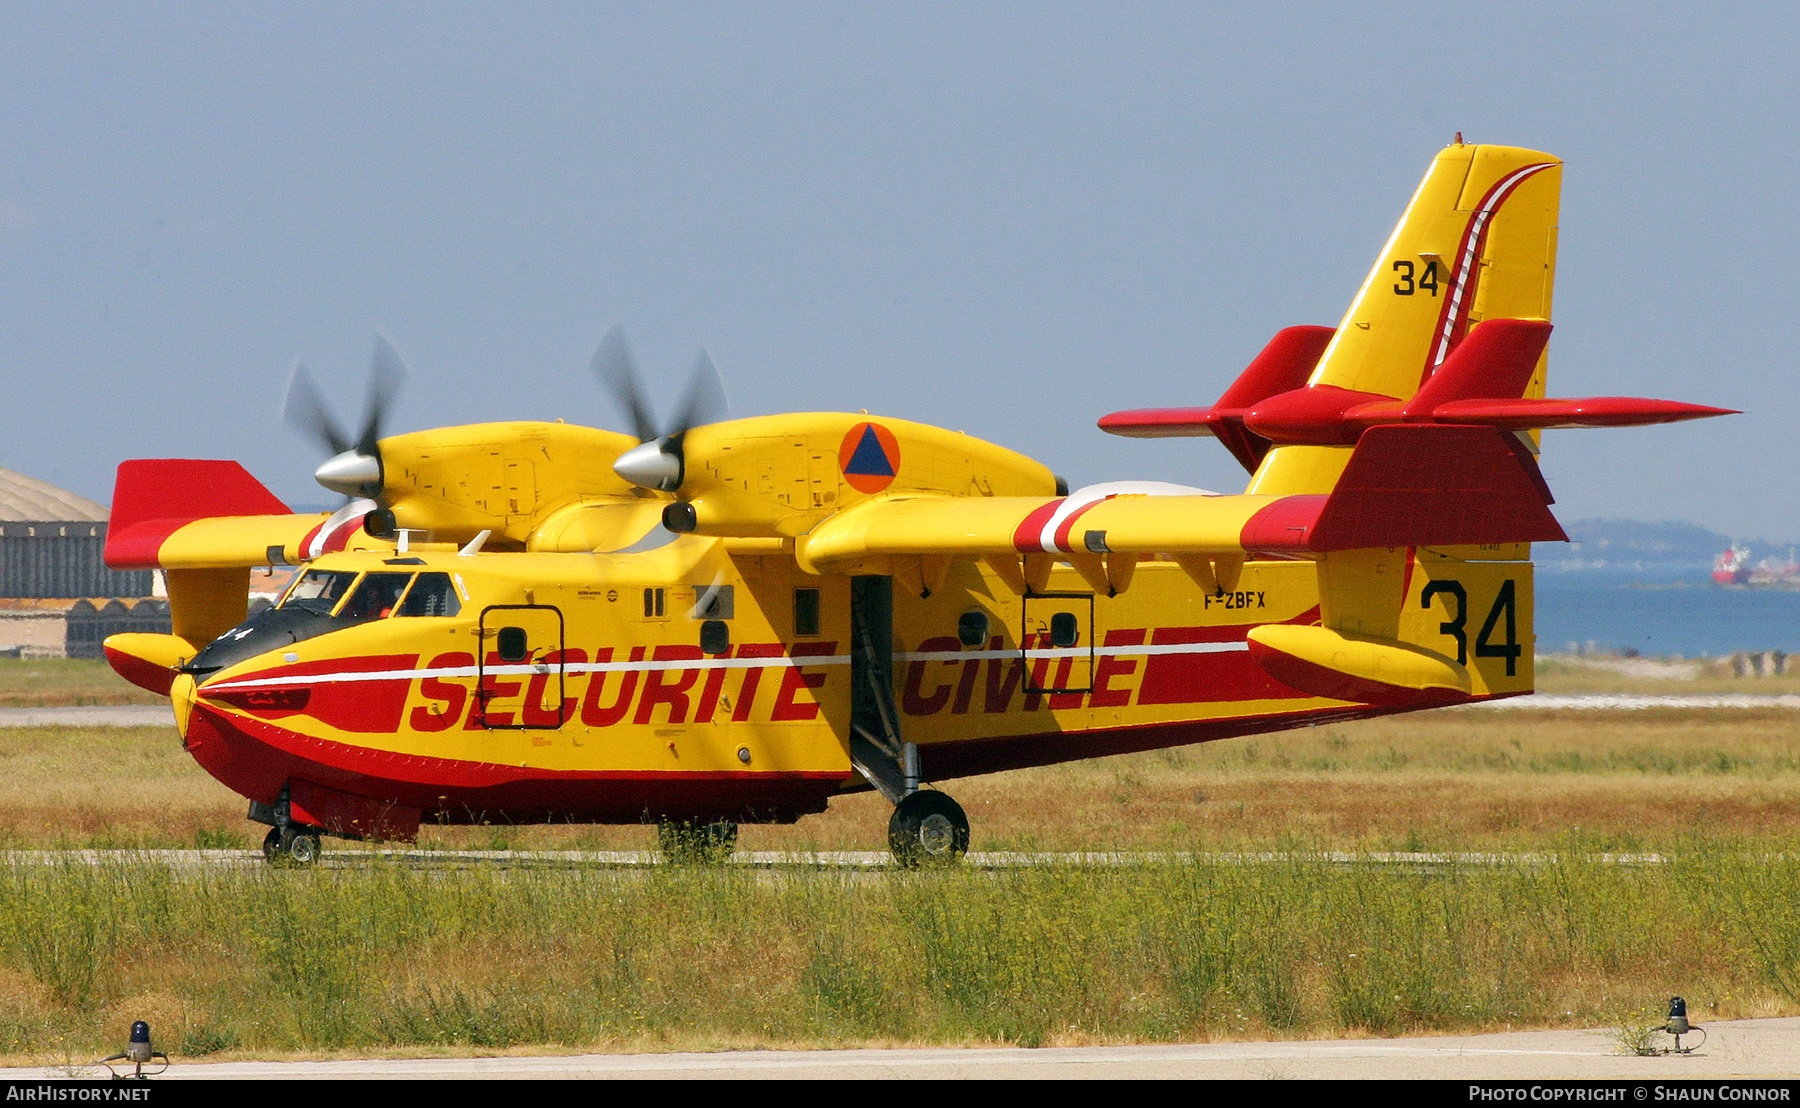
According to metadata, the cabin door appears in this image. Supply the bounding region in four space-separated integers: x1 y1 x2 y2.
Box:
477 604 567 729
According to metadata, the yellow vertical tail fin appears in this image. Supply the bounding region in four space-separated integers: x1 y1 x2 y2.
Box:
1249 143 1561 495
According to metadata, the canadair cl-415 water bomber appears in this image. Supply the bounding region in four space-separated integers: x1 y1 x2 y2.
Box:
102 141 1731 865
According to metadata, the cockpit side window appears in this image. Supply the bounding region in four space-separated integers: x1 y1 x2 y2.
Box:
281 570 361 614
340 572 414 621
396 573 462 618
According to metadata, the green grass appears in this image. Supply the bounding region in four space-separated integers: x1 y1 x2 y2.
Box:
0 657 1796 1061
0 845 1793 1062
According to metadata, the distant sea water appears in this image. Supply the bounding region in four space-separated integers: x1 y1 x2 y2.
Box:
1535 568 1800 658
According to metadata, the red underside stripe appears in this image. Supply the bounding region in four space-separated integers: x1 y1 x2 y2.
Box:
922 691 1517 781
192 702 846 790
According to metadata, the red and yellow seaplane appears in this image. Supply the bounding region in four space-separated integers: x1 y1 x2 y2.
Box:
102 142 1730 864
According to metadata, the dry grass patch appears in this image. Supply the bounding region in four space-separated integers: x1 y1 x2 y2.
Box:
0 726 249 847
0 650 1792 1059
1537 654 1800 696
0 658 162 708
0 704 1796 856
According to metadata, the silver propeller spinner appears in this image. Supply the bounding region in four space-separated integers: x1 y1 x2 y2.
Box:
592 324 727 492
282 335 408 500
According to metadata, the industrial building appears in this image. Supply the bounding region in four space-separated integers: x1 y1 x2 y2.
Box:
0 466 168 657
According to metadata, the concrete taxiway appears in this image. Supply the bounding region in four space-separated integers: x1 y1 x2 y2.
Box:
1 1018 1794 1080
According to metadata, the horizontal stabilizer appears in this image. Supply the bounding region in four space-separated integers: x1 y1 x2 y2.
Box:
1424 396 1738 429
105 459 356 570
1240 425 1566 554
1190 319 1735 447
1095 406 1217 440
1097 326 1334 471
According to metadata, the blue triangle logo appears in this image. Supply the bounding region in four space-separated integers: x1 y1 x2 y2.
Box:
844 426 895 477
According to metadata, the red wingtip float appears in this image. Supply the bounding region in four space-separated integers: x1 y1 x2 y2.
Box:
104 144 1732 865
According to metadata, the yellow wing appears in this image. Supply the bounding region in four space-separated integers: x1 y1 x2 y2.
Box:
796 424 1567 595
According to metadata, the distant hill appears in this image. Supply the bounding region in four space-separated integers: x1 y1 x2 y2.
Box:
1538 518 1793 577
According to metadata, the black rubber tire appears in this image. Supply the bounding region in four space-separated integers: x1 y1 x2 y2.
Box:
263 825 323 866
888 790 970 866
286 830 323 866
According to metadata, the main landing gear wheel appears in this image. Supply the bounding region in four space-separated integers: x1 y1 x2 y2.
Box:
262 826 323 867
657 819 739 864
888 790 970 867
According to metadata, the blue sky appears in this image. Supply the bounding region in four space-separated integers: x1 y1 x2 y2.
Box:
1 2 1791 538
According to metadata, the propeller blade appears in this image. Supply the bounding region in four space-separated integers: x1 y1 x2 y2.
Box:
356 334 409 456
598 326 733 494
669 348 728 436
591 324 660 444
284 336 407 502
282 363 353 456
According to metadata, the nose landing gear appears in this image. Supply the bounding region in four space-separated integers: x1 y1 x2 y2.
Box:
888 789 970 867
261 825 323 866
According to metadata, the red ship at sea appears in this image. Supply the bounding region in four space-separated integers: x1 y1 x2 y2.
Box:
1714 545 1800 587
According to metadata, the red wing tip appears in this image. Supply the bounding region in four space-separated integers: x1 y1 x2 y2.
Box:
1096 408 1220 438
1424 398 1739 429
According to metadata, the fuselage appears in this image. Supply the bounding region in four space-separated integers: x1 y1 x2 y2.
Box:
99 145 1733 862
167 533 1533 841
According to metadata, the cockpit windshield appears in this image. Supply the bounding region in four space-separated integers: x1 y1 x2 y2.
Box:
281 569 359 613
184 568 465 677
339 573 413 620
396 573 460 617
278 569 462 620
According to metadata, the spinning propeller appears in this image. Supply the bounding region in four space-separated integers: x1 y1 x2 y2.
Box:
592 323 727 492
282 334 408 501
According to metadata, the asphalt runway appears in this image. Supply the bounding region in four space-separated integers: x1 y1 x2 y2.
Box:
1 1018 1794 1080
0 705 170 727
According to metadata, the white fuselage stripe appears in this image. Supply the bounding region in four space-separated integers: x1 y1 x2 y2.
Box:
903 642 1248 663
202 638 1250 692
